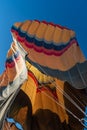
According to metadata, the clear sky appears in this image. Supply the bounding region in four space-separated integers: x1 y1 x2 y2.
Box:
0 0 87 74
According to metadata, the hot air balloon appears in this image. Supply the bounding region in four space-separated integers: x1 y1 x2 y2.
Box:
0 20 87 130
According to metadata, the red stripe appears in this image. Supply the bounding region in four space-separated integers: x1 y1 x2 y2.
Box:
11 30 78 56
27 70 58 101
25 39 77 56
14 33 78 56
6 55 21 68
37 86 58 101
34 20 70 30
28 71 38 87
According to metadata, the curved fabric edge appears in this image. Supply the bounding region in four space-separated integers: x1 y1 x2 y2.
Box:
11 19 78 57
0 43 27 130
26 56 87 89
0 42 27 102
0 66 27 130
11 27 78 56
0 67 27 102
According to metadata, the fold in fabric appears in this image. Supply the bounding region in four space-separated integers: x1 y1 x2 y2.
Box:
0 42 27 130
11 20 87 89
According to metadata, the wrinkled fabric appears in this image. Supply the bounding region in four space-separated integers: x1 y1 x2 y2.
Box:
11 20 87 89
0 42 27 129
1 20 87 130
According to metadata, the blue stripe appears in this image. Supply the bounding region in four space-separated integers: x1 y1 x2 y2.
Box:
11 26 78 51
6 51 19 63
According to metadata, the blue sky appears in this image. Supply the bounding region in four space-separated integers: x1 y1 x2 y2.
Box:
0 0 87 74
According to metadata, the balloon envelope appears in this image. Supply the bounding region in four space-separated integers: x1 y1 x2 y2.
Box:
11 20 87 89
0 20 87 130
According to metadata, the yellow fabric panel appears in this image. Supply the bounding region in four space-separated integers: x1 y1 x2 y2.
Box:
33 90 58 113
53 27 75 44
31 84 68 123
53 26 64 44
26 61 54 83
13 22 22 28
20 20 32 32
44 24 55 42
21 65 68 123
14 20 75 44
21 73 37 106
27 20 39 36
55 79 68 123
62 29 75 43
35 21 47 39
